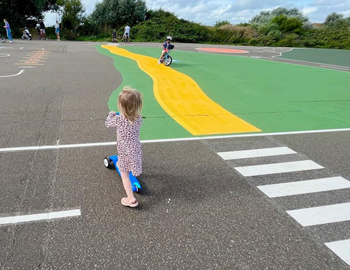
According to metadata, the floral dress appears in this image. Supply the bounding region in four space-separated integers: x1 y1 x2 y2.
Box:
105 112 142 176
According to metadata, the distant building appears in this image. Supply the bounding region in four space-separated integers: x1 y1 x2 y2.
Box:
312 23 323 29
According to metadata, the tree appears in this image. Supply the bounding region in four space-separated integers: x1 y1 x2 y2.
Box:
59 0 85 31
324 12 350 28
251 7 309 26
214 20 230 28
324 13 344 26
272 15 303 34
0 0 60 33
90 0 147 31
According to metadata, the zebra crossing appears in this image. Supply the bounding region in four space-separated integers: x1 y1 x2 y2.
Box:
217 146 350 267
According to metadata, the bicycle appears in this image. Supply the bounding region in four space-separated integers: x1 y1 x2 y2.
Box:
162 44 175 66
123 33 129 43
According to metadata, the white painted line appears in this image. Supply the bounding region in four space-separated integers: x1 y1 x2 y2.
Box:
258 177 350 198
287 202 350 226
235 160 323 177
0 142 116 153
0 128 350 153
218 147 296 160
18 66 35 68
272 54 349 70
325 239 350 266
0 53 10 58
0 209 81 225
251 56 273 60
320 63 348 68
320 65 349 71
0 70 24 78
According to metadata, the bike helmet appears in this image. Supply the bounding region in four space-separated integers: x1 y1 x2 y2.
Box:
167 36 172 41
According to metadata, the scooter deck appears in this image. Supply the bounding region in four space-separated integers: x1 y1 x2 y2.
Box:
109 155 141 192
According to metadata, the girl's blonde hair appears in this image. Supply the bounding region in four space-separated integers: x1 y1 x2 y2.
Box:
118 86 143 123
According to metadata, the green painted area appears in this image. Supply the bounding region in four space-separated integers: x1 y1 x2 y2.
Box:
97 45 350 139
277 48 350 67
96 46 191 140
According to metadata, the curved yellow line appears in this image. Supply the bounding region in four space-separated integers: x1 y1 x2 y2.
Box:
102 45 260 135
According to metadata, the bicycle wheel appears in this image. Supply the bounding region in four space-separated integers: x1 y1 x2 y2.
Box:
164 55 172 66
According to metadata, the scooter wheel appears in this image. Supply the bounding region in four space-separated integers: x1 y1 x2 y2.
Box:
103 157 110 168
134 186 139 193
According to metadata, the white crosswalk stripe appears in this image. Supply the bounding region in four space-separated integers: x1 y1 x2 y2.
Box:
257 176 350 198
217 147 296 160
287 202 350 226
325 239 350 266
218 146 350 266
235 160 323 177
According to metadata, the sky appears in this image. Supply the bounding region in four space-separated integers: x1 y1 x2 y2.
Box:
45 0 350 26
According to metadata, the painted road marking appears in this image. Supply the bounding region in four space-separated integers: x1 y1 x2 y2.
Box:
287 202 350 226
218 147 296 160
325 239 350 266
320 65 349 71
196 48 249 53
0 128 350 153
251 56 273 60
235 160 324 177
0 142 116 153
215 140 350 267
102 45 260 136
15 50 50 66
15 63 44 66
0 209 81 225
258 177 350 198
0 70 24 78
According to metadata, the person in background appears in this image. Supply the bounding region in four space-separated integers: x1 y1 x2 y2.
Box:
39 20 46 40
3 19 13 43
112 29 117 43
36 22 41 39
123 25 130 43
55 20 60 41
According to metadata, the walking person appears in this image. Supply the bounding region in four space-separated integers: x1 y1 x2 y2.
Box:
55 20 60 41
3 19 13 43
39 20 46 40
105 86 143 208
112 29 117 43
36 22 41 39
123 24 130 43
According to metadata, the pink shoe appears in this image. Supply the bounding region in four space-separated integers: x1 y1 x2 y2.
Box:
121 197 139 208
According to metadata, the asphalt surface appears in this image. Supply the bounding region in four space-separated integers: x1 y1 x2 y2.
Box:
0 39 349 270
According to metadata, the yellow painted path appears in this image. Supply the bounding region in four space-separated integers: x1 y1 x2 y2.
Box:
102 45 260 135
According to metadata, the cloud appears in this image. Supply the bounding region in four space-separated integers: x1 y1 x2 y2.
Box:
302 6 318 16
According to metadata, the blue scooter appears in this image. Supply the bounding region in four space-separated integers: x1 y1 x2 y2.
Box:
104 155 142 192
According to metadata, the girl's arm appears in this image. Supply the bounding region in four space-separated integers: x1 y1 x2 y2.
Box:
105 111 117 127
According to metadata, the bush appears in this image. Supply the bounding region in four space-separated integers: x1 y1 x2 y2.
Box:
208 25 256 45
277 33 302 47
131 9 210 43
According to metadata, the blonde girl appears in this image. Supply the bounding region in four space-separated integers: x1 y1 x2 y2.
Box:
3 19 13 42
105 86 143 207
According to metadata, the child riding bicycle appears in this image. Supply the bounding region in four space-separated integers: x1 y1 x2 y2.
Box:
158 36 174 64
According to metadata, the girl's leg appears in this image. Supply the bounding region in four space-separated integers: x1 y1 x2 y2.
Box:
7 30 12 41
120 171 137 204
